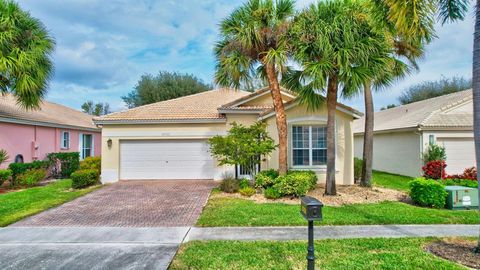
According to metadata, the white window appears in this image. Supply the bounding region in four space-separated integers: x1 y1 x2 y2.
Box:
79 134 94 159
292 125 327 166
61 131 70 149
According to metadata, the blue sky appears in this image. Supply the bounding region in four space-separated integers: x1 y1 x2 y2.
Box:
17 0 474 112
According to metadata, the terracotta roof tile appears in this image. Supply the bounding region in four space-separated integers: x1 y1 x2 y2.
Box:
354 89 473 133
95 89 250 122
0 94 98 130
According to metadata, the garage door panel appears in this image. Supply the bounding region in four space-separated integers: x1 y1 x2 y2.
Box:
120 140 214 180
437 138 476 175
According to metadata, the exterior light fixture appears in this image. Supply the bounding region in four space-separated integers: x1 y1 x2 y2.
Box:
107 139 112 149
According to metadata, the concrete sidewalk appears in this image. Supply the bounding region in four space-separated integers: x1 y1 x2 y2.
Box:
0 225 478 270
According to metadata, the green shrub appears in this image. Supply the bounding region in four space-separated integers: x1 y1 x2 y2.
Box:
354 158 363 180
47 152 80 178
219 176 240 193
0 169 12 186
264 186 281 199
274 174 311 197
288 170 317 189
239 186 256 197
17 169 47 186
440 178 478 188
409 179 447 208
8 160 49 183
71 169 99 189
79 156 101 172
239 178 251 189
423 144 447 163
255 169 279 188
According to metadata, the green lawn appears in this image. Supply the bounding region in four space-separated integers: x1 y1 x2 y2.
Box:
197 197 478 227
0 180 100 226
372 170 413 192
170 237 467 270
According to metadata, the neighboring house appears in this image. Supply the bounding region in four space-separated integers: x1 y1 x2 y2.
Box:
94 87 362 184
354 89 475 177
0 94 101 169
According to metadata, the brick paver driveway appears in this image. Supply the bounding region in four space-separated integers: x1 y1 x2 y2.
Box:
12 180 217 227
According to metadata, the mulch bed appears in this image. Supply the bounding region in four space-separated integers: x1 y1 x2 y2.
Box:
217 184 408 206
426 238 480 269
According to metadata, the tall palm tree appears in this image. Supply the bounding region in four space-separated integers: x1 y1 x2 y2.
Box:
0 0 55 109
287 0 393 195
359 0 431 187
376 0 478 253
214 0 294 175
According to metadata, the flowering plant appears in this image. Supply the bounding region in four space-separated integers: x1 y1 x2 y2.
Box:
422 160 446 180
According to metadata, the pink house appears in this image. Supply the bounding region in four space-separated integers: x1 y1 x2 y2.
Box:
0 94 101 168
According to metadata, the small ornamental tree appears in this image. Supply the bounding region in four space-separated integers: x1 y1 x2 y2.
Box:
208 121 277 178
423 144 447 164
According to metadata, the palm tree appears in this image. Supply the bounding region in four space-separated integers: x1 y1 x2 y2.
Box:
287 0 393 195
0 0 55 109
214 0 294 175
359 0 431 187
376 0 478 253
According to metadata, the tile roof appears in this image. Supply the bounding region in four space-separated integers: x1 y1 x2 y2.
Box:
353 89 473 134
95 89 251 122
0 93 99 130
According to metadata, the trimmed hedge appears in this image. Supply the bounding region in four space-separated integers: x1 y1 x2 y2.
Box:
47 152 80 178
79 156 101 171
8 160 49 184
409 179 447 208
441 178 478 188
71 169 99 189
273 171 317 197
17 169 46 186
0 169 12 186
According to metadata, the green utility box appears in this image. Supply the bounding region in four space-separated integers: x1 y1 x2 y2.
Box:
445 186 478 210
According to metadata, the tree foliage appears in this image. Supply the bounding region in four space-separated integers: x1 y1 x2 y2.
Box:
122 71 211 108
0 0 55 109
398 76 471 105
208 122 277 177
81 101 111 116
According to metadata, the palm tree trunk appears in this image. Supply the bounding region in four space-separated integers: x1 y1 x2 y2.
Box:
264 62 288 175
325 74 338 195
361 81 373 187
473 0 480 254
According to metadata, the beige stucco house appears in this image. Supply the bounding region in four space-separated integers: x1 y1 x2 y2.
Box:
93 87 362 184
354 89 475 177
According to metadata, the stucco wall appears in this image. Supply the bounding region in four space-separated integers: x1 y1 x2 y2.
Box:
100 106 355 185
99 123 230 183
354 131 422 177
0 122 101 169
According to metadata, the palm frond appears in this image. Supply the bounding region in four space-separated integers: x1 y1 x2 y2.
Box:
437 0 469 24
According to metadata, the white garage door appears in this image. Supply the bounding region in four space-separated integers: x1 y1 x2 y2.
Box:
437 138 476 175
120 140 214 180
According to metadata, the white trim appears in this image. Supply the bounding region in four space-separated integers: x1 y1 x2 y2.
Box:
60 131 70 149
102 130 227 138
217 109 264 114
287 116 328 124
91 134 95 157
290 124 327 168
259 101 360 120
0 117 99 132
220 88 296 109
79 133 83 159
93 118 226 125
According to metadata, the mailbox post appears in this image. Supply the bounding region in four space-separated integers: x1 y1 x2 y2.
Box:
300 196 323 270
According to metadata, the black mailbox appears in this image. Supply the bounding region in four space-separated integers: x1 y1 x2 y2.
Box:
300 196 323 221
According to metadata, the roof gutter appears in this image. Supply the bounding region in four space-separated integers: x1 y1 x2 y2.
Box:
0 117 99 132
